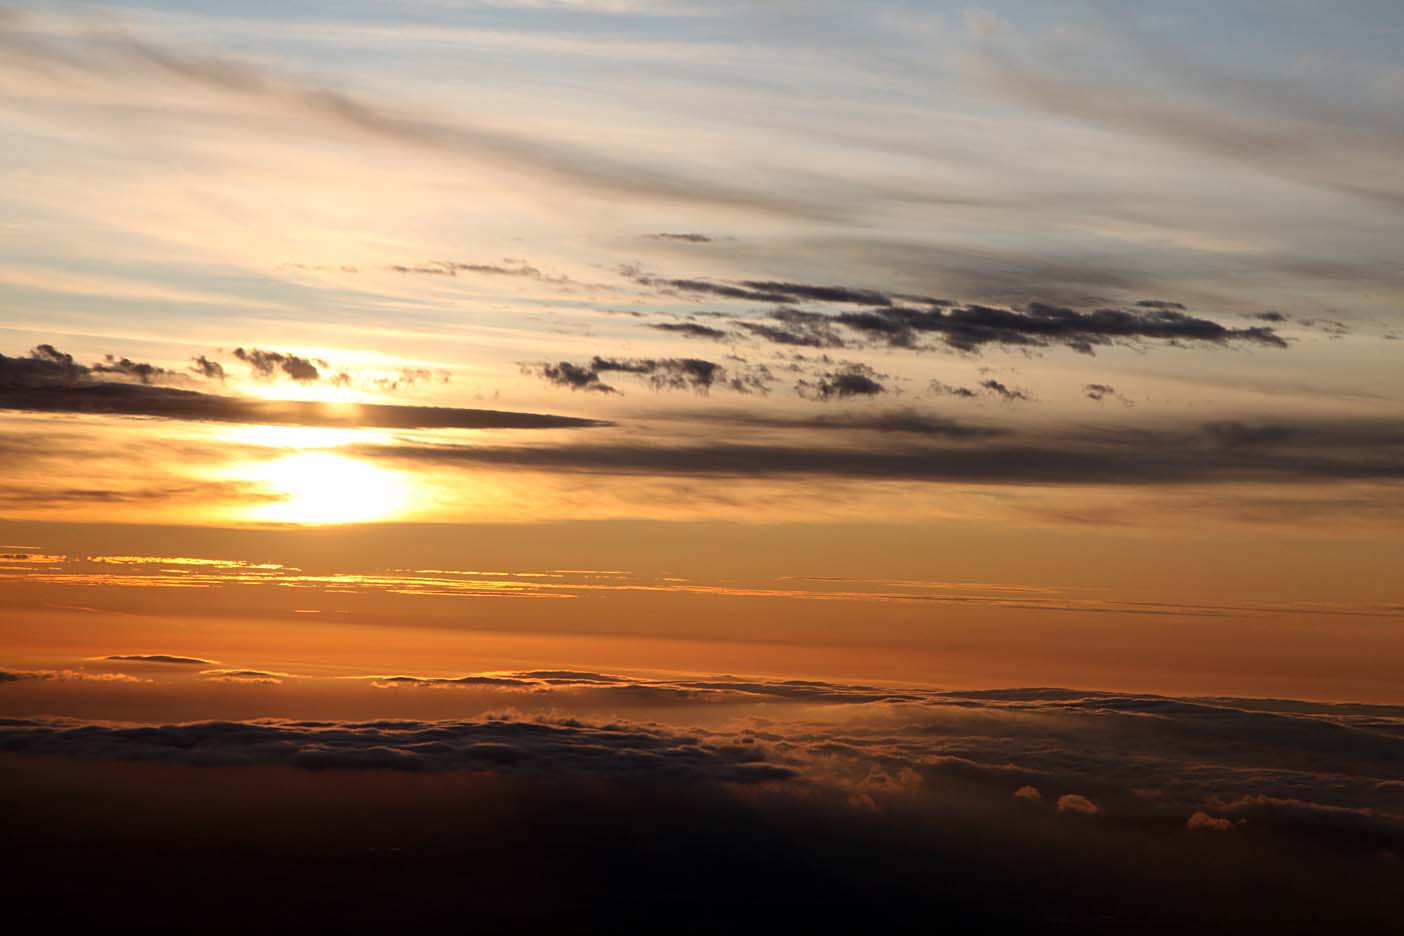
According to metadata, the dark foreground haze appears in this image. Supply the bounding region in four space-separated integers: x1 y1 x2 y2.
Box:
3 676 1402 934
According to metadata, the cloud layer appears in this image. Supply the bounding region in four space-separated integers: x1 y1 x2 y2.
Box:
0 346 604 430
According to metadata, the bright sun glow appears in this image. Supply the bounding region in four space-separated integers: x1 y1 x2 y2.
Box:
219 425 375 450
243 451 412 524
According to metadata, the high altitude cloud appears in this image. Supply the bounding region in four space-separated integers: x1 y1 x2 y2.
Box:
389 260 611 291
0 345 604 430
970 26 1404 211
0 11 826 221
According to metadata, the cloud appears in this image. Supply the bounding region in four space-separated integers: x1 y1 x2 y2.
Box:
0 14 826 221
0 345 604 430
739 308 849 348
1056 793 1102 816
1300 318 1350 339
1187 811 1234 832
970 28 1404 210
389 260 611 291
0 669 149 684
6 672 1403 852
928 377 1032 403
1083 383 1118 402
626 269 1287 355
796 363 887 400
199 669 292 685
189 355 225 381
696 408 1007 440
646 233 714 243
91 354 174 384
103 654 216 666
0 477 279 509
649 322 730 340
829 302 1287 355
529 356 772 395
6 684 1404 934
233 348 322 383
355 418 1404 486
626 270 902 307
977 379 1030 402
0 716 795 782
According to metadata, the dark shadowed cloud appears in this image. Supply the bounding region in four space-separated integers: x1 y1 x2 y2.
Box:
977 379 1031 402
686 408 1008 440
91 354 174 384
0 345 605 430
649 322 731 340
354 418 1404 486
529 356 772 395
103 654 217 665
646 233 714 243
189 355 225 381
0 715 795 782
625 269 1287 355
233 348 322 383
796 363 887 400
740 308 849 348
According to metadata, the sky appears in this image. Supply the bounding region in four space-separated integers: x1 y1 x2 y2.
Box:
1 3 1402 927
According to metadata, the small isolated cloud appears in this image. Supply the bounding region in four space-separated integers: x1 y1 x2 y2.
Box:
529 356 771 396
103 654 216 666
650 322 730 340
233 348 323 383
1300 318 1350 339
796 364 887 401
92 355 173 384
1187 811 1234 832
928 380 978 398
1056 793 1102 816
978 379 1031 402
1013 785 1043 802
1083 383 1131 405
199 669 290 685
189 355 225 381
928 377 1030 402
647 233 713 243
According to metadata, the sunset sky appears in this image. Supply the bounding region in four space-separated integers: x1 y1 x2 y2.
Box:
1 4 1402 929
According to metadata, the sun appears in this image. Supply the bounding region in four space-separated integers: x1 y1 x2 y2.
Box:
245 451 411 524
